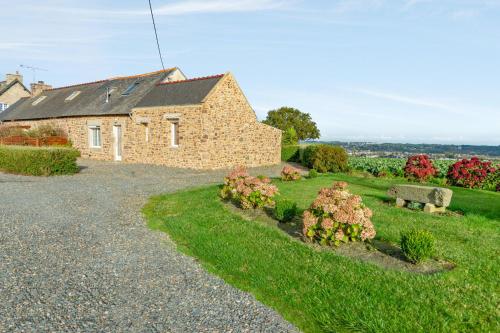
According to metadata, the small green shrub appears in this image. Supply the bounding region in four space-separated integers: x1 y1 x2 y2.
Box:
0 145 80 176
308 169 319 178
400 229 436 263
274 199 298 222
407 201 424 211
281 145 300 162
302 144 349 173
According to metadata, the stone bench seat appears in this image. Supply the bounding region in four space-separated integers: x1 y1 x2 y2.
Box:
387 184 453 213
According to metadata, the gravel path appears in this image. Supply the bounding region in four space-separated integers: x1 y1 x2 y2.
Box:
0 160 298 333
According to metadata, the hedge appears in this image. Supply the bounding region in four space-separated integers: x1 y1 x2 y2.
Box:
302 144 349 173
281 145 300 162
0 145 80 176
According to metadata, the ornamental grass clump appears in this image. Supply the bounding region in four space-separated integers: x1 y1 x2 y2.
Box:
447 157 497 189
281 165 302 181
404 154 437 182
219 166 278 209
303 181 376 247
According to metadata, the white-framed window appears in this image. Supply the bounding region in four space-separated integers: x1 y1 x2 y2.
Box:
145 125 149 143
0 103 8 111
88 125 102 148
32 96 47 106
171 121 179 147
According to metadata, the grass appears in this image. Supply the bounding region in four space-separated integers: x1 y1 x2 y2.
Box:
143 173 500 333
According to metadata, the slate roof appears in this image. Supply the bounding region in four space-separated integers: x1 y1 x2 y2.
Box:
0 68 223 122
135 74 224 108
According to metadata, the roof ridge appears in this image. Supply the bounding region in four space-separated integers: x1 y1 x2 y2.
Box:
156 74 225 86
47 68 177 92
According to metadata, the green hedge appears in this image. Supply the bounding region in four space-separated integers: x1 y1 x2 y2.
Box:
302 144 349 173
0 145 80 176
281 145 300 162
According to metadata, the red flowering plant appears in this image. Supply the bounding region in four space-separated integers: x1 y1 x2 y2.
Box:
404 155 437 182
281 165 302 181
303 181 376 247
219 166 278 209
447 157 496 189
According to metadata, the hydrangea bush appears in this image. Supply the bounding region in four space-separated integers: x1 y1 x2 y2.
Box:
219 166 278 209
404 155 437 182
447 157 497 189
281 165 302 181
302 181 376 246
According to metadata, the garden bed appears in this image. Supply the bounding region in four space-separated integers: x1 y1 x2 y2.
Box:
224 201 453 274
144 173 499 333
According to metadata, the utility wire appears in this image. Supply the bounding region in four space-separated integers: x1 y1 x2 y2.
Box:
148 0 165 70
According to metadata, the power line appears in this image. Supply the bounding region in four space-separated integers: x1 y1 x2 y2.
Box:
148 0 165 70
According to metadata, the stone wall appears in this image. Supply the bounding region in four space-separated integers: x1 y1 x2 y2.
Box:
199 73 282 169
0 74 281 169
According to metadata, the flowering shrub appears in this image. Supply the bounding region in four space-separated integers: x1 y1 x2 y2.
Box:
447 157 496 189
281 165 302 181
219 166 278 209
404 155 436 182
302 181 376 247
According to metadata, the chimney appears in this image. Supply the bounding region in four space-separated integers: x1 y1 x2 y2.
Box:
6 71 23 84
31 81 52 97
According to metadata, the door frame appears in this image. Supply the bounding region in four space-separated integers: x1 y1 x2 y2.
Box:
113 124 122 161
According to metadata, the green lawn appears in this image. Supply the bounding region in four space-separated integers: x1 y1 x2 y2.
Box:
143 173 500 333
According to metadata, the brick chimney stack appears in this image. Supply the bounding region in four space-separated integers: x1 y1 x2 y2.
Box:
5 71 23 84
31 81 52 97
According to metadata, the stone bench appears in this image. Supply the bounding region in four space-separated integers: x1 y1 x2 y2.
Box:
387 184 453 213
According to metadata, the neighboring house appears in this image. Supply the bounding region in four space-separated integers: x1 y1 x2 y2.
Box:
0 72 32 112
0 68 281 169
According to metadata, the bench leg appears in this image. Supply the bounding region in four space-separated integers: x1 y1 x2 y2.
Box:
424 203 446 213
396 198 407 207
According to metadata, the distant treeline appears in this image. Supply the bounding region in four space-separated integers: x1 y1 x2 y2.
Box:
318 141 500 157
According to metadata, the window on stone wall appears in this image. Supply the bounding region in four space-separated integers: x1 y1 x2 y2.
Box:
171 120 179 147
88 125 102 148
145 125 149 143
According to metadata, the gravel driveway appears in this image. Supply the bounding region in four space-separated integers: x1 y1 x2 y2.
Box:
0 160 298 333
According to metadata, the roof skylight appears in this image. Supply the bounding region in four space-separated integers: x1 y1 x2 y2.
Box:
122 81 140 96
32 96 47 106
65 91 81 101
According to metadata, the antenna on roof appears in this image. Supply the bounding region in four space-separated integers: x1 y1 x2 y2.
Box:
19 64 48 83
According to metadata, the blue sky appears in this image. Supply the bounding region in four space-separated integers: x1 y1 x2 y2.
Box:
1 0 499 145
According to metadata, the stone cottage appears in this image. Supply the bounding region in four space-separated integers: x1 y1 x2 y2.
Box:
0 72 32 112
0 68 281 169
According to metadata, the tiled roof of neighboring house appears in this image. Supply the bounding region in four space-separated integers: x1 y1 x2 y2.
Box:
0 68 177 121
0 79 30 97
135 74 224 108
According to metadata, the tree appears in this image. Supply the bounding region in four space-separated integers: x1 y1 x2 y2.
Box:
263 107 320 141
282 127 298 145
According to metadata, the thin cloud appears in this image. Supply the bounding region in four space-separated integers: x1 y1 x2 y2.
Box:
357 89 456 112
154 0 290 15
22 0 291 20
